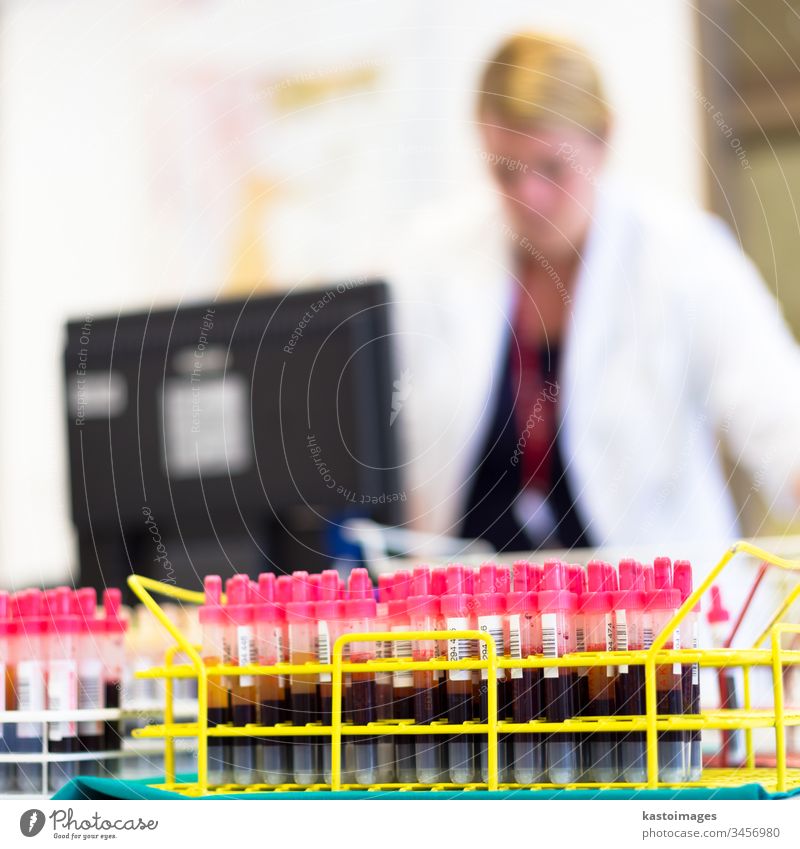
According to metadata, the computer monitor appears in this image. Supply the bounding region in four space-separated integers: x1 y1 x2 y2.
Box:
63 280 401 593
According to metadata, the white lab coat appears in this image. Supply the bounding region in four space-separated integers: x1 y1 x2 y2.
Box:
388 181 800 547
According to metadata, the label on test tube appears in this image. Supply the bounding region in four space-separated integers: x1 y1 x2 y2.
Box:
672 628 681 676
17 659 46 738
616 611 629 674
478 615 504 680
392 627 414 688
317 621 331 683
78 658 104 735
691 621 699 686
446 617 472 681
508 614 523 680
541 613 559 679
274 627 286 688
237 625 256 687
0 661 5 738
643 623 654 650
48 658 78 741
605 613 615 677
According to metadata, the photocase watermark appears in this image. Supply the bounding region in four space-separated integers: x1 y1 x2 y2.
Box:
306 433 406 504
502 223 572 306
190 307 216 434
283 278 365 355
555 141 601 187
390 369 413 426
19 807 159 837
510 380 560 467
73 315 94 427
141 506 175 585
692 85 752 170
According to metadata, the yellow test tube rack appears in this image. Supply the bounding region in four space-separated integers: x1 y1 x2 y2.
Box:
128 540 800 796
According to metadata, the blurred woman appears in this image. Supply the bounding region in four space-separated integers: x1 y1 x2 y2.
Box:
392 33 800 550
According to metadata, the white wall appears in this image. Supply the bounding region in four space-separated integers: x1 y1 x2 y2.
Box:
0 0 703 587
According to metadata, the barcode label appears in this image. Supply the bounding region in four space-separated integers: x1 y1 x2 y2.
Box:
447 617 472 681
575 624 585 652
691 621 699 686
392 627 414 688
542 613 559 679
508 614 523 679
605 613 615 677
616 610 629 673
672 628 682 675
274 628 286 688
17 659 45 738
643 625 654 650
78 658 104 735
48 658 78 741
317 621 331 683
478 615 504 680
237 626 256 686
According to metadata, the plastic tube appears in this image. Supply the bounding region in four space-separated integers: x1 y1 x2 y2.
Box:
389 571 416 783
225 575 258 785
674 560 701 781
45 588 80 791
539 561 579 784
0 592 14 791
441 564 476 784
286 571 320 785
374 574 396 783
344 568 378 785
647 558 685 783
315 570 347 785
506 561 544 784
580 562 618 782
567 563 589 778
253 573 290 785
408 566 446 784
73 589 105 775
101 589 126 764
199 576 231 785
14 591 47 793
612 559 647 783
476 563 510 783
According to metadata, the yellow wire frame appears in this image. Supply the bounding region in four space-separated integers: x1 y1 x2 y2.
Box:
128 540 800 794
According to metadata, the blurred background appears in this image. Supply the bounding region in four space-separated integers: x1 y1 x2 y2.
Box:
1 0 799 588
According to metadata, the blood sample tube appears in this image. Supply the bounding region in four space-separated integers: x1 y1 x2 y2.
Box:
224 575 258 785
612 559 647 782
314 570 346 784
286 571 320 785
374 573 396 782
673 560 701 780
0 592 14 792
506 561 544 784
14 590 47 792
407 566 446 783
74 589 105 770
431 567 449 731
441 564 476 783
45 588 80 791
101 589 126 761
475 563 509 783
199 576 231 785
568 563 589 777
253 573 290 784
647 557 685 782
539 561 579 784
580 562 617 782
388 571 416 782
344 568 378 784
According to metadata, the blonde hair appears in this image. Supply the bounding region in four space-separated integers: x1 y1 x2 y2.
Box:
477 33 610 139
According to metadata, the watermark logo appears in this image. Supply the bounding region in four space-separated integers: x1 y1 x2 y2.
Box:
390 369 413 426
19 810 45 837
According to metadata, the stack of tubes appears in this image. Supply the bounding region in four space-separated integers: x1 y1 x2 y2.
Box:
198 557 701 787
0 587 127 793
